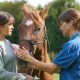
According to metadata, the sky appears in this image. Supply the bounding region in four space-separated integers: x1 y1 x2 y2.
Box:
0 0 53 7
27 0 52 7
0 0 80 7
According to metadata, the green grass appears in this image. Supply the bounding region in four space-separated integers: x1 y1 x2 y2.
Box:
53 74 59 80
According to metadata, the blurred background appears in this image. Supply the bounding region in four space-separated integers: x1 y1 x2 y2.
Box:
0 0 80 80
0 0 80 60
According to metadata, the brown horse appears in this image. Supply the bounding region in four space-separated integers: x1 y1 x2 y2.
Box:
18 4 53 80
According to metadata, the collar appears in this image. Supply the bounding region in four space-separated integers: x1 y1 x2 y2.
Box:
70 32 80 40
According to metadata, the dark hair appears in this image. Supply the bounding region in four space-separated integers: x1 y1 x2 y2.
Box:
0 11 15 25
58 8 80 31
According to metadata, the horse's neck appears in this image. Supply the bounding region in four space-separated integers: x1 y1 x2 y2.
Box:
34 40 48 62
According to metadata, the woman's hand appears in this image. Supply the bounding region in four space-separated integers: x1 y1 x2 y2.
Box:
16 47 31 62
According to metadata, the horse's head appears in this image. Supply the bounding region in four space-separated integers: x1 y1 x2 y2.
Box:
18 5 50 74
19 4 48 54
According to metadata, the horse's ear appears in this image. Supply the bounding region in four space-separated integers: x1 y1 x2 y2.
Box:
39 6 49 19
22 4 29 16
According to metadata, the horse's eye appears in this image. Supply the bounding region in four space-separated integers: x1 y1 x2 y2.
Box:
34 28 41 32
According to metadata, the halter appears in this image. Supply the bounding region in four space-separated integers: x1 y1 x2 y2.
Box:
19 39 45 45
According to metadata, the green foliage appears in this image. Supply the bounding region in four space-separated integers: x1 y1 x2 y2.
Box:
37 4 43 10
53 74 59 80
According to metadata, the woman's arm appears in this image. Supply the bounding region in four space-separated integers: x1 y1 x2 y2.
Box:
16 47 60 74
0 46 27 80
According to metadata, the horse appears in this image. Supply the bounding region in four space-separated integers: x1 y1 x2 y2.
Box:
18 4 53 80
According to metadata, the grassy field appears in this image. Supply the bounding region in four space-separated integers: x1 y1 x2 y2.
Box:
53 74 59 80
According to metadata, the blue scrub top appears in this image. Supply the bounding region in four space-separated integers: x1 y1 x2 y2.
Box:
53 32 80 80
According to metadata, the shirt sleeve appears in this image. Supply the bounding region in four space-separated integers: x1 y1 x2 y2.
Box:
53 42 79 70
0 46 26 80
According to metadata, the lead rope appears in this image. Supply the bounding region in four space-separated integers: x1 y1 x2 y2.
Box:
44 24 51 51
37 24 48 80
